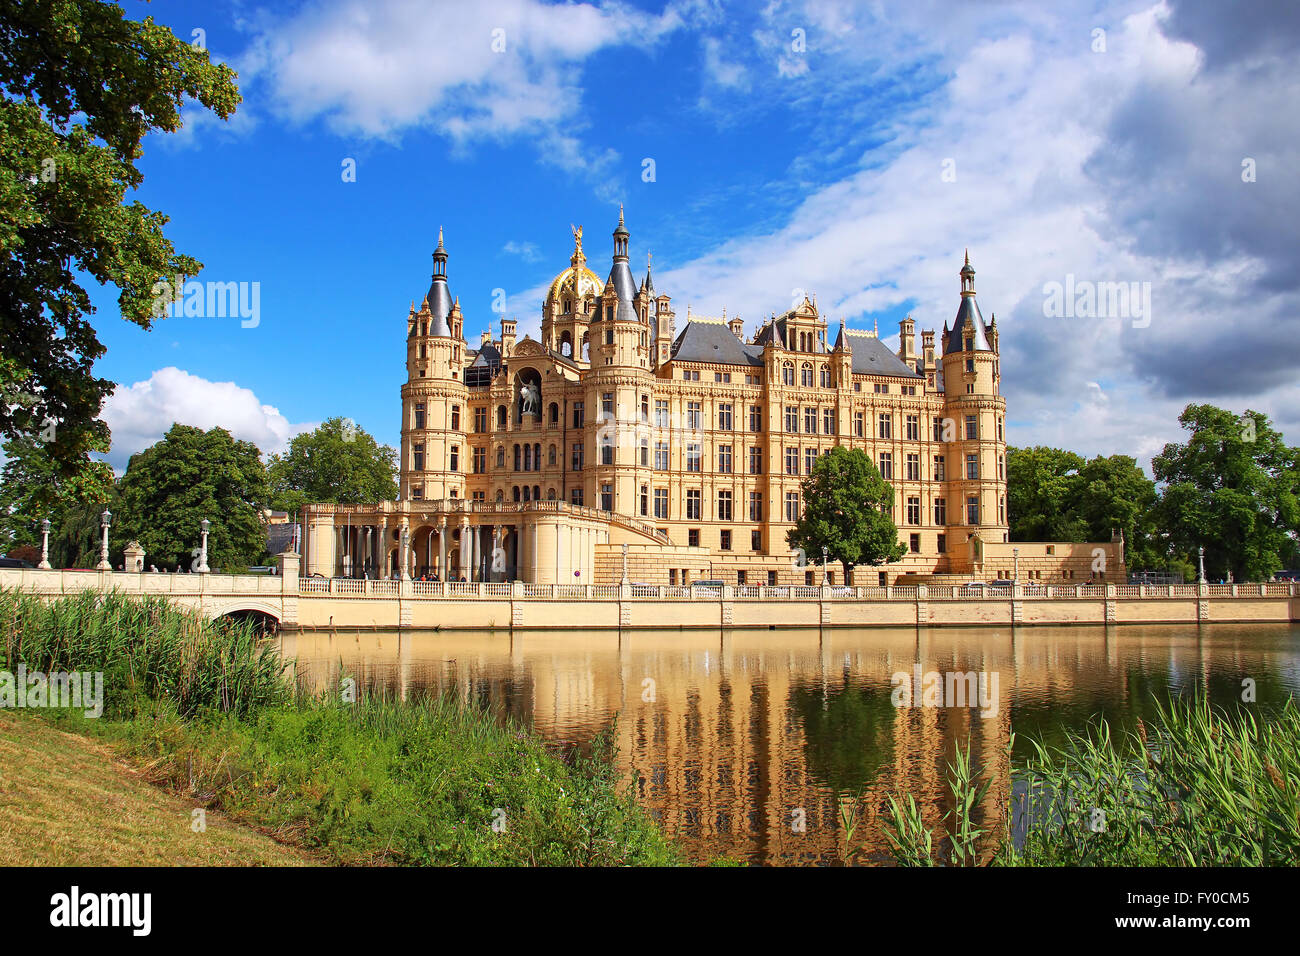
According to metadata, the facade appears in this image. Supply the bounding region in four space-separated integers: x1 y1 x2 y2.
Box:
301 211 1123 585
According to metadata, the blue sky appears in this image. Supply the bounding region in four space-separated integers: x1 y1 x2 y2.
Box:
92 0 1300 471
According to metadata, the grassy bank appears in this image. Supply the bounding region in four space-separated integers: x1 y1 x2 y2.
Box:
0 590 679 866
862 695 1300 866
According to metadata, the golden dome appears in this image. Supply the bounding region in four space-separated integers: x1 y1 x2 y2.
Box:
547 263 604 304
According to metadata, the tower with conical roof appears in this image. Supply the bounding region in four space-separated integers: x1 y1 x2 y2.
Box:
939 251 1007 569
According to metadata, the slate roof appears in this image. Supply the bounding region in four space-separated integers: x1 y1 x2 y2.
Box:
842 330 924 378
424 277 453 337
943 294 992 352
670 320 764 366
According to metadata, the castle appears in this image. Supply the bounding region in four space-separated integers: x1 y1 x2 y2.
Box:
300 210 1123 586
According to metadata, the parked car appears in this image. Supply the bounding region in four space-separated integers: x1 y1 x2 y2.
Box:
961 581 987 593
691 579 726 596
0 557 34 569
990 579 1014 588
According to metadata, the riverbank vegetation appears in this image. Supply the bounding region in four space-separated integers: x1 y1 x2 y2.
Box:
0 590 678 866
865 695 1300 866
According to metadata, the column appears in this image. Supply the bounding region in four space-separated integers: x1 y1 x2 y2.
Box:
459 518 471 581
438 518 448 580
491 526 501 581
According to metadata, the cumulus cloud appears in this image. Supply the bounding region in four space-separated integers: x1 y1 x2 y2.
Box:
100 368 316 472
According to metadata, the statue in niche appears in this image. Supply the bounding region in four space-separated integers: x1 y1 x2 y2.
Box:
519 380 539 416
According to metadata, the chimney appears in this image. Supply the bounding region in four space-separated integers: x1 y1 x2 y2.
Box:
501 318 517 357
480 330 492 347
728 315 744 339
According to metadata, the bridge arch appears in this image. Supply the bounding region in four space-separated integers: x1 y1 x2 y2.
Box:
206 598 283 630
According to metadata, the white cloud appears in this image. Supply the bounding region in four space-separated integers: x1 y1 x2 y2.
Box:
100 368 315 472
503 240 543 263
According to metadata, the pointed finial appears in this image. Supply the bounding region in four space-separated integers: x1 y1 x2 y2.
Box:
873 317 879 335
964 248 969 266
618 203 625 226
647 251 652 269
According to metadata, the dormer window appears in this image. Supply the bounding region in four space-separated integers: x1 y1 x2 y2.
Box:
965 337 973 351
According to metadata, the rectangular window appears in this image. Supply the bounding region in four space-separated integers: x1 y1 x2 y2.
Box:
999 496 1006 524
570 488 584 506
571 442 584 471
718 403 733 430
450 405 460 430
785 406 799 433
719 529 732 551
749 491 763 522
824 408 835 435
907 496 920 525
906 453 920 481
967 496 980 525
718 444 733 474
804 447 817 474
749 405 763 432
602 393 614 420
874 383 889 394
768 570 778 587
449 445 459 472
573 402 584 428
600 483 613 512
415 403 426 430
751 529 762 551
934 497 947 525
998 454 1005 480
934 455 945 481
653 488 669 519
640 437 650 468
906 414 920 441
878 452 893 480
413 443 425 471
600 437 614 465
966 454 978 480
937 533 946 553
686 490 702 520
737 570 747 585
785 447 799 476
641 395 649 423
933 416 945 441
655 400 670 429
655 441 669 471
748 446 763 475
717 490 733 521
688 528 700 547
473 446 486 473
909 533 920 553
474 406 487 432
854 411 864 437
785 491 800 522
640 484 649 517
878 413 892 439
997 417 1004 441
686 443 702 472
411 485 423 500
686 401 701 430
965 414 978 440
804 407 817 434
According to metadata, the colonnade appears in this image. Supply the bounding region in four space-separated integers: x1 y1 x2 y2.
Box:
334 517 527 582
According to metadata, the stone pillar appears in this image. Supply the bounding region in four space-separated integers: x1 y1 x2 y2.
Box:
123 541 146 574
491 526 501 581
459 518 471 581
438 518 448 580
400 520 411 581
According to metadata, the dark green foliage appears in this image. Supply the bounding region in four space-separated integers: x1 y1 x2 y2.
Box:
267 417 398 517
0 433 113 554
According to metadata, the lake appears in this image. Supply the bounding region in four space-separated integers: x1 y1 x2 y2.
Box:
280 624 1300 865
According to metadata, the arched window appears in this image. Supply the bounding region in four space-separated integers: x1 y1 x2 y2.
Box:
548 402 559 425
523 444 532 471
533 485 540 500
819 365 830 388
782 362 794 386
497 405 507 428
496 489 504 502
512 486 521 502
801 363 813 387
547 488 556 500
496 446 505 468
548 444 557 466
513 444 521 471
523 485 531 501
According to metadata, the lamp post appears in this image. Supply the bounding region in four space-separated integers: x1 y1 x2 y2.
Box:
38 518 52 569
199 518 210 573
1198 546 1205 585
821 545 829 586
1013 547 1020 584
97 509 112 570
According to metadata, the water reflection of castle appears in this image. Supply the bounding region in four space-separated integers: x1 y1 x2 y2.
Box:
281 625 1296 864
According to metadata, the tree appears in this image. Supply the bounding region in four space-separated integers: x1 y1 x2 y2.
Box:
1006 446 1088 542
267 417 398 516
0 432 114 556
787 447 905 581
113 424 268 570
1153 405 1300 582
0 0 240 481
1073 454 1163 570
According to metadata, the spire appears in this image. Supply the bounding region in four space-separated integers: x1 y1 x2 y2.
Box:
642 250 655 296
606 207 636 317
612 205 629 259
832 319 849 352
424 228 452 336
570 223 585 268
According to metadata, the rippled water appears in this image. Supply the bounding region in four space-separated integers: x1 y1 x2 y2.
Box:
280 624 1300 865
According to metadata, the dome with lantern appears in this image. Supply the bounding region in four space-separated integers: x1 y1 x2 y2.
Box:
546 224 604 315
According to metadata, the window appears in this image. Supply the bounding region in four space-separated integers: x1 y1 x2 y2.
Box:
906 453 920 481
801 363 813 387
785 492 800 522
748 446 763 475
641 395 649 423
785 447 799 476
718 490 733 521
966 454 978 480
782 362 794 386
937 533 946 553
600 483 613 511
473 446 487 473
686 401 701 430
749 405 763 432
719 529 732 551
965 414 978 440
601 393 614 421
497 405 507 428
686 490 702 520
718 403 733 430
449 445 459 471
965 358 975 373
640 438 650 468
414 403 426 430
573 402 584 428
854 411 864 437
934 497 947 525
686 443 702 472
653 488 669 519
450 405 460 430
823 408 835 435
655 441 668 471
805 447 817 474
655 400 670 428
997 417 1004 441
878 452 893 480
550 402 560 425
907 496 920 525
999 496 1006 524
413 443 425 471
752 529 762 551
496 447 505 468
906 414 920 441
909 533 920 553
411 484 423 500
749 491 763 522
600 438 614 466
819 365 830 388
934 455 946 481
967 384 975 394
718 444 733 473
688 529 700 547
785 406 799 433
571 442 584 470
570 488 583 506
768 570 778 586
933 416 945 441
998 455 1005 480
737 569 747 585
804 407 817 434
878 413 892 439
967 496 980 525
874 383 889 394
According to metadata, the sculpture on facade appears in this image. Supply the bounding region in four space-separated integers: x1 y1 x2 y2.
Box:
520 380 539 416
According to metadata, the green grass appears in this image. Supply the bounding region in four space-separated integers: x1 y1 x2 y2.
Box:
1 590 679 866
865 695 1300 866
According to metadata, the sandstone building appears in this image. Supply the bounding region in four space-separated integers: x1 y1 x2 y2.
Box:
301 211 1123 585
